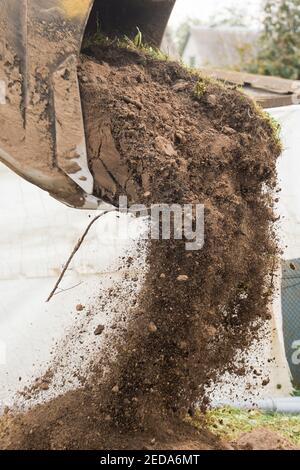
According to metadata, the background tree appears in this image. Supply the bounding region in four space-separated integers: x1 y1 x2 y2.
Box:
249 0 300 79
209 6 249 29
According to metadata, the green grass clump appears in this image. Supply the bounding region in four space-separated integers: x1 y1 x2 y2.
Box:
83 24 169 62
233 86 283 153
292 387 300 397
261 112 283 151
253 102 283 153
83 18 222 96
194 80 208 98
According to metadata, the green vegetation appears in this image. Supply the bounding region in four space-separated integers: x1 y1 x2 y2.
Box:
253 101 283 152
192 407 300 446
193 80 209 98
293 387 300 397
174 1 300 81
265 114 282 148
82 18 169 62
234 85 283 153
192 74 227 97
248 0 300 79
259 106 283 153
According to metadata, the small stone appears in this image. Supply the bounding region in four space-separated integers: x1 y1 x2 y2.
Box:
112 385 119 394
207 326 217 337
176 275 189 282
76 304 85 312
151 438 156 445
155 136 177 157
172 80 189 92
94 325 105 336
178 341 188 350
160 273 166 279
207 94 217 106
143 191 151 198
262 378 270 387
40 382 49 391
175 131 185 143
223 125 236 135
148 322 157 333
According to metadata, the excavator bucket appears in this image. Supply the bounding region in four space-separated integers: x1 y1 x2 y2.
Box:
0 0 176 208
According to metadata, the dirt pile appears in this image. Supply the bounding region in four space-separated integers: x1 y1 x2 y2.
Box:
234 428 297 451
0 43 281 450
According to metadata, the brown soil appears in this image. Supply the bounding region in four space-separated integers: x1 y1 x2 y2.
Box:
0 43 281 450
0 393 228 450
234 428 296 450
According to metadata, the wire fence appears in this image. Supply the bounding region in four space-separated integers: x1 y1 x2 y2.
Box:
281 259 300 386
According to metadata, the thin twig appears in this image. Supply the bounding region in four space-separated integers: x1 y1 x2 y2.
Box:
53 281 84 297
46 212 108 302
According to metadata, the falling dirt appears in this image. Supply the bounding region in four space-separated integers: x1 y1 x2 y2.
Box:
0 43 281 450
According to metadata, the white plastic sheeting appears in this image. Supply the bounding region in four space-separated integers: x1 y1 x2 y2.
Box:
0 164 147 408
271 105 300 260
0 105 298 409
210 105 300 401
270 105 300 386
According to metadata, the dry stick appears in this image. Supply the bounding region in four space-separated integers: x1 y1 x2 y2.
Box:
53 281 84 297
46 212 108 302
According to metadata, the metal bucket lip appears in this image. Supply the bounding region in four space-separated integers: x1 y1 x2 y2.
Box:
0 0 176 208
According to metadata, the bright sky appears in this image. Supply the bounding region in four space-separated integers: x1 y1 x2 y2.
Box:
168 0 263 27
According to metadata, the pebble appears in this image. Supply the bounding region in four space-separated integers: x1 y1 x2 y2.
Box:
176 275 189 282
207 94 217 106
172 80 189 92
207 326 217 337
178 341 188 350
223 125 236 135
94 325 105 336
148 322 158 333
40 382 49 391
